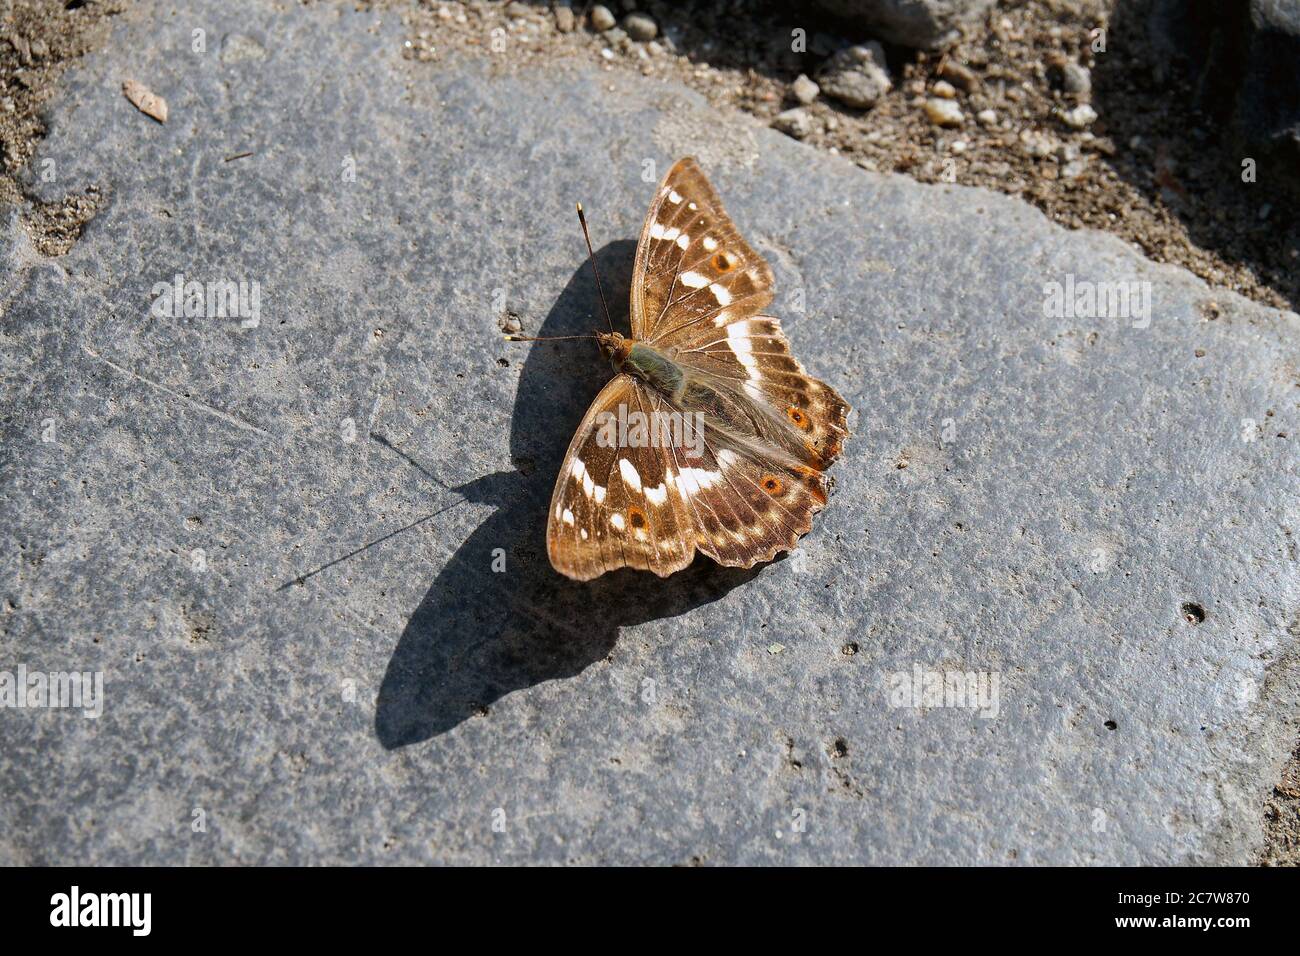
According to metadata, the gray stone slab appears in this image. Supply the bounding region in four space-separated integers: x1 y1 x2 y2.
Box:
0 0 1297 865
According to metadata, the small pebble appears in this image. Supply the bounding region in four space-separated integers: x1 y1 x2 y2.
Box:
791 73 820 105
932 79 958 99
1060 104 1098 129
623 13 657 41
938 60 978 92
925 98 963 128
589 4 616 31
1061 62 1092 95
554 6 575 32
504 1 528 18
771 107 814 140
1062 159 1087 179
976 108 998 126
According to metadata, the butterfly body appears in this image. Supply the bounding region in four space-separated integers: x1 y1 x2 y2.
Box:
546 158 850 581
599 332 685 398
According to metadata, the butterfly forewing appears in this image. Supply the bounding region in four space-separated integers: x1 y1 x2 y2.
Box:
546 375 696 581
632 158 774 342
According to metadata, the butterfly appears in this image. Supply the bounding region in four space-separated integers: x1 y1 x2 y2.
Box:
542 157 850 581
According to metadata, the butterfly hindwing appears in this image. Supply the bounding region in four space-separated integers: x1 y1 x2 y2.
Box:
659 401 832 568
671 314 850 470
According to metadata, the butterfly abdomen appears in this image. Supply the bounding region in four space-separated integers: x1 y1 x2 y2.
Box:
621 342 685 397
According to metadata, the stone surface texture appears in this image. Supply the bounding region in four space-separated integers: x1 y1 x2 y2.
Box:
809 0 997 49
1 1 1298 865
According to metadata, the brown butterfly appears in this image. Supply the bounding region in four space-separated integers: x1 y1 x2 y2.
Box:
537 157 849 580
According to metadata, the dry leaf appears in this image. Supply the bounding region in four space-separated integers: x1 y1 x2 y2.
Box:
122 79 167 123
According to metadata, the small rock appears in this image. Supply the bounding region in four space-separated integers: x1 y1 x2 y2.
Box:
791 73 820 105
1019 128 1058 158
932 79 958 99
499 312 523 335
771 107 815 140
29 38 48 60
504 1 528 18
1060 104 1098 129
976 108 998 125
1061 159 1087 179
589 4 616 31
924 98 963 127
623 13 657 42
1061 62 1092 95
807 0 996 49
10 35 31 66
554 6 576 32
938 59 978 92
817 42 892 110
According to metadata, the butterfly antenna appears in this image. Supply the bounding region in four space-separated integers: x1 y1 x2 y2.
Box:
502 333 595 343
577 202 615 334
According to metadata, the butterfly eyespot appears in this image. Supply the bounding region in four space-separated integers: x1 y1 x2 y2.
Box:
787 406 811 429
711 252 735 272
628 507 647 529
761 475 784 495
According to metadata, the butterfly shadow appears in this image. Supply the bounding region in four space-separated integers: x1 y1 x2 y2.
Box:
374 239 760 749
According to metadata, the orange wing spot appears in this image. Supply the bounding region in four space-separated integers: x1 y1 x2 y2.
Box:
787 406 811 430
760 475 784 495
711 251 735 272
628 507 647 529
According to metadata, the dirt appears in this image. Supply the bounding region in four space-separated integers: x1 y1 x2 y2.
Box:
1259 744 1300 866
395 0 1298 314
0 0 124 253
3 0 1297 862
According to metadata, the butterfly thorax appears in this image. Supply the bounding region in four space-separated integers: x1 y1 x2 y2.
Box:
598 332 684 398
597 331 804 466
